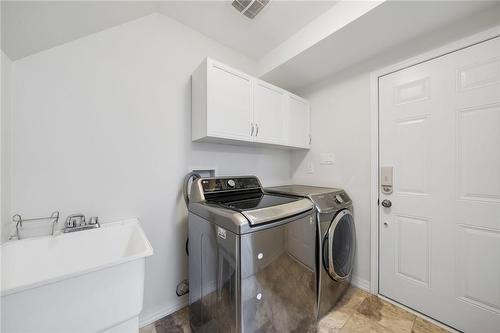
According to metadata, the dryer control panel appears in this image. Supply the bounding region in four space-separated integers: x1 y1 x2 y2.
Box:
310 191 351 213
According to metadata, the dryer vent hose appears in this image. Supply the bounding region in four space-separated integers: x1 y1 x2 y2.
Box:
183 172 201 206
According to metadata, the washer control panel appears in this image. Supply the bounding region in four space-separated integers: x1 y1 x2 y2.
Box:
201 177 260 193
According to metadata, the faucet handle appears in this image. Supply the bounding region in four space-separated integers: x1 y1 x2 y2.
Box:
65 214 86 228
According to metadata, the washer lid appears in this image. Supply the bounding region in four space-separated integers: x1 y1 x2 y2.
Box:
198 179 314 226
212 193 313 226
239 198 313 226
216 192 298 210
190 177 314 230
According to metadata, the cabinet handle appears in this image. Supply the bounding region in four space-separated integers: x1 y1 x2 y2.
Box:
251 123 254 136
256 124 259 136
309 134 312 145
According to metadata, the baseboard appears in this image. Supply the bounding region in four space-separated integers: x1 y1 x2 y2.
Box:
139 298 188 328
351 275 370 292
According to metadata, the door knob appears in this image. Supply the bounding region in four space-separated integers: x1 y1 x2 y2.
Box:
381 199 392 208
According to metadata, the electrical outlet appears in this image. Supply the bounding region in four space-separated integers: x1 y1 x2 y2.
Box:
319 153 335 165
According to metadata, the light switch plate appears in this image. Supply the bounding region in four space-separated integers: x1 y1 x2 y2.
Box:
307 161 314 174
319 153 335 165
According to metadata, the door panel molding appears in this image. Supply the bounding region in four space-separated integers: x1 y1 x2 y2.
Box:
395 215 431 287
394 77 431 105
456 103 500 203
394 116 431 196
456 224 500 314
456 57 500 92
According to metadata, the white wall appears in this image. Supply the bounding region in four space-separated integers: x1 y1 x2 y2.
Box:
9 13 292 325
291 72 372 287
1 51 13 243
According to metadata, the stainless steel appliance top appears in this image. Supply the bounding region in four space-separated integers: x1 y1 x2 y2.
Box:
188 176 313 234
265 185 342 196
266 185 351 214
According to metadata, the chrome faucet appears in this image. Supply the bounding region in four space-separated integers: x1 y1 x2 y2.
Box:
63 214 100 233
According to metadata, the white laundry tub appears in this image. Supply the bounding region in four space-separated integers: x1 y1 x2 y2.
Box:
1 218 153 333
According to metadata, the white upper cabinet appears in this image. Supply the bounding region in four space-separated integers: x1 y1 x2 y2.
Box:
192 59 253 141
253 80 286 144
192 58 310 149
207 62 253 140
287 95 311 148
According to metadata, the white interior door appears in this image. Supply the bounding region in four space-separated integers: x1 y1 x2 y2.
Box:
253 80 286 144
379 37 500 333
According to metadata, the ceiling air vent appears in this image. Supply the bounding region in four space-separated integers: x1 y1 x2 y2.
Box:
232 0 270 19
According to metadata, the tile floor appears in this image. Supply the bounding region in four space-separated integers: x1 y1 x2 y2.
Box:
140 288 450 333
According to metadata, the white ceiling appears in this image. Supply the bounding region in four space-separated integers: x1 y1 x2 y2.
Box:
1 1 159 60
1 0 336 61
261 0 500 92
157 1 337 60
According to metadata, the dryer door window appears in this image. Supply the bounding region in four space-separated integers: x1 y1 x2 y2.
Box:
322 210 356 281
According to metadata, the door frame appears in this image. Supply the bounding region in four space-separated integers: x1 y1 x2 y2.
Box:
369 25 500 295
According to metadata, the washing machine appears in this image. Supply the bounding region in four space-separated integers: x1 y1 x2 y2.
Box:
188 177 318 332
266 185 356 318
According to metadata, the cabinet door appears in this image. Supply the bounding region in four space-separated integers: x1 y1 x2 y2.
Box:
253 81 286 144
207 62 253 140
286 95 311 147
